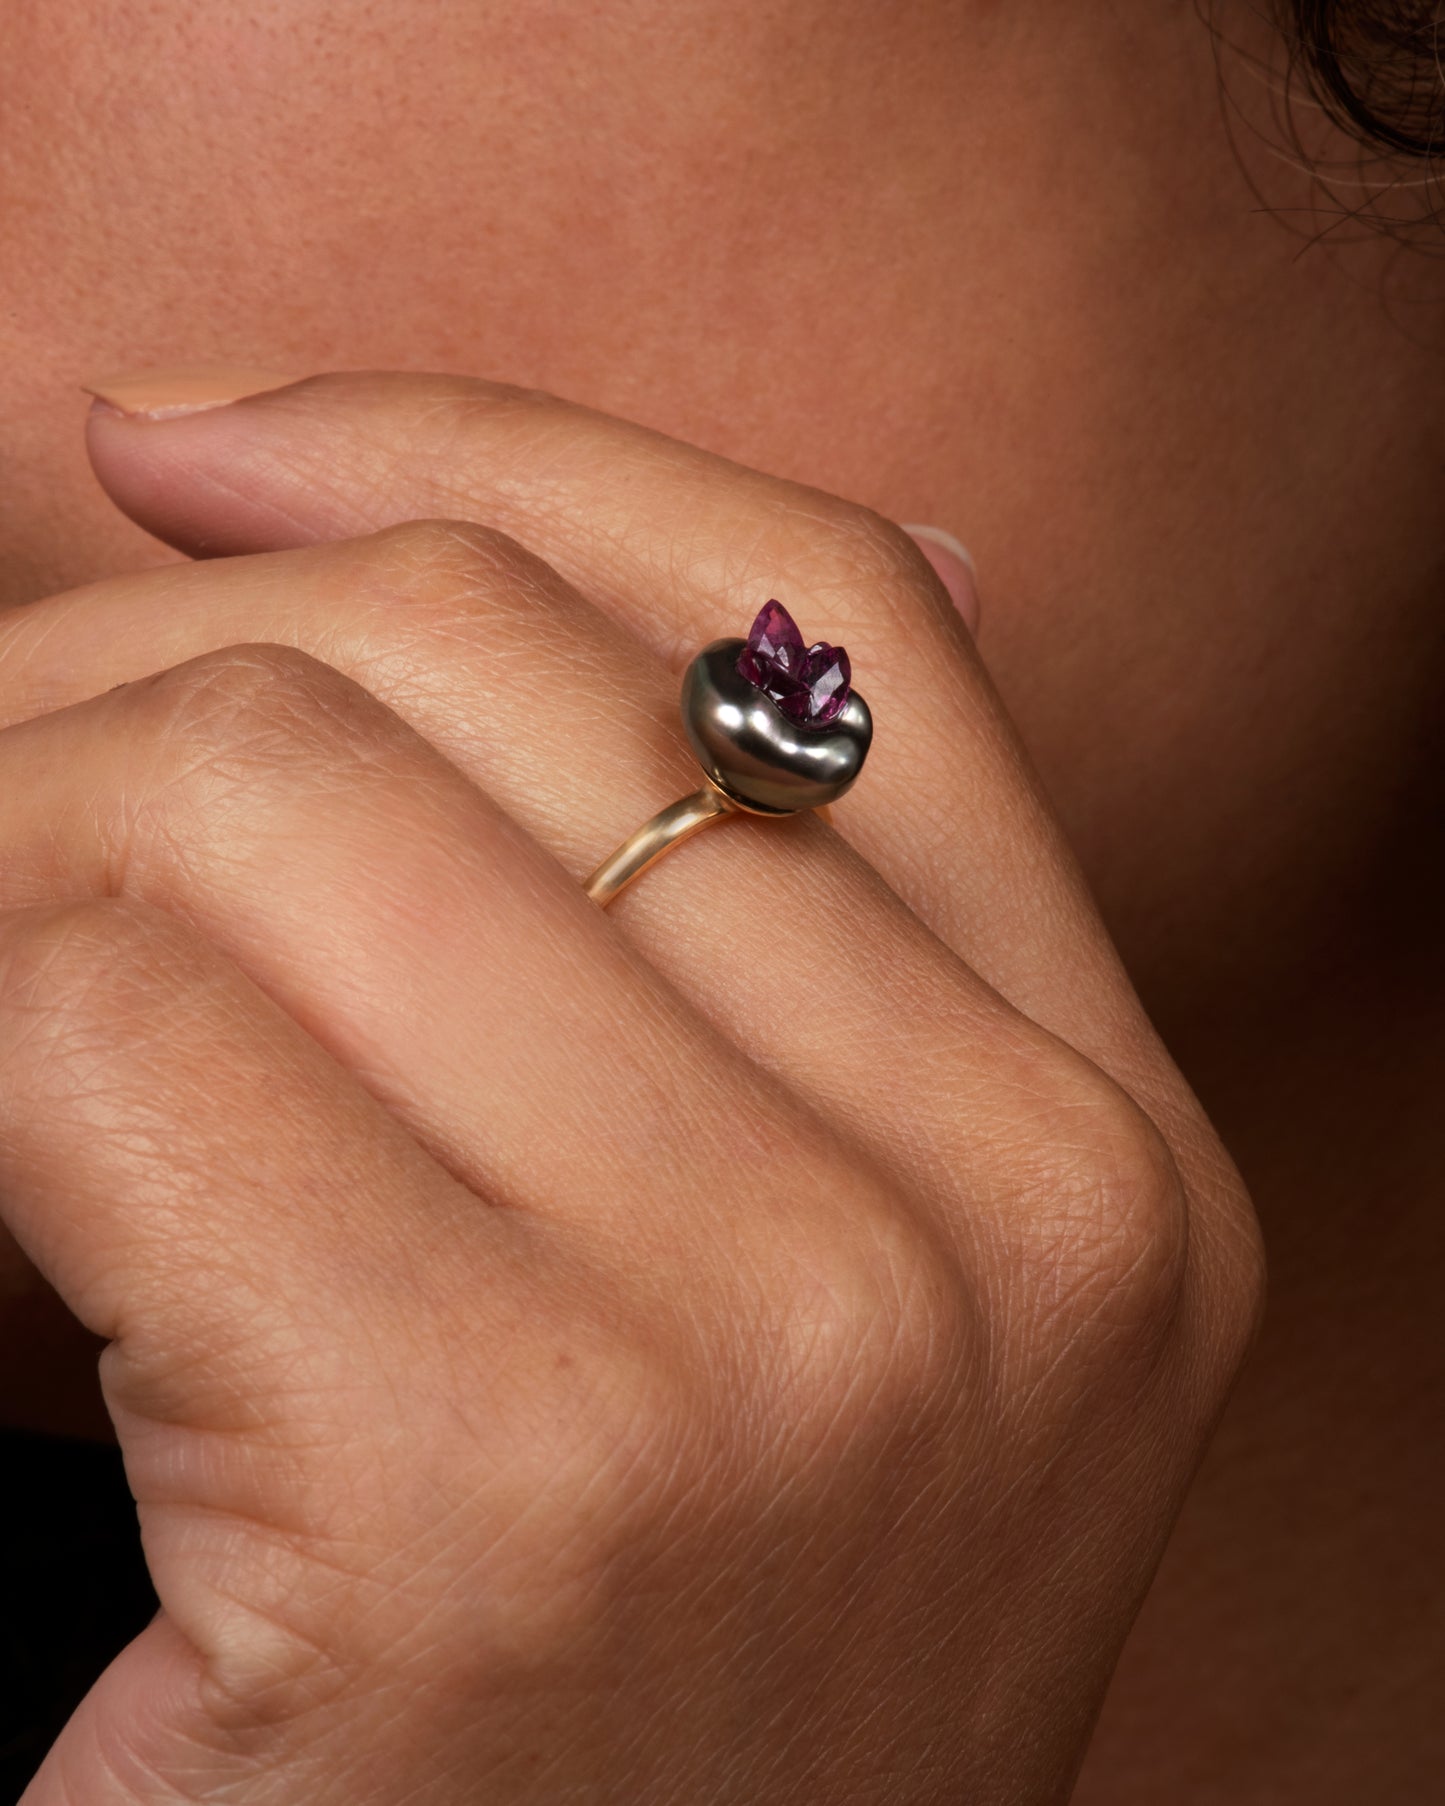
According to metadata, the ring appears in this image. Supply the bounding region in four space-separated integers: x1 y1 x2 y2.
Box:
585 601 873 907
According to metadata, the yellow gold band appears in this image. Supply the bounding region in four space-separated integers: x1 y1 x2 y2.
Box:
585 788 840 909
584 786 741 908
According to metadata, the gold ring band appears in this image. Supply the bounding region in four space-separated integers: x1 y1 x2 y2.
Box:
586 788 841 909
584 786 741 908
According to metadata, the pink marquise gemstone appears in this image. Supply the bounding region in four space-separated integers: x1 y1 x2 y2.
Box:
783 642 852 725
737 601 852 726
737 600 807 684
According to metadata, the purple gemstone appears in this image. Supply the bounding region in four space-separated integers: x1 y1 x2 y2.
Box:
737 600 807 688
777 642 852 725
737 602 852 727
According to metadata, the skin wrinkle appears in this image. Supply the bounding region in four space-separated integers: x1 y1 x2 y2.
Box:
0 518 1163 1286
0 1 1438 1801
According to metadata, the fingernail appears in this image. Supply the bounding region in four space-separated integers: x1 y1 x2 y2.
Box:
901 523 981 636
81 363 298 420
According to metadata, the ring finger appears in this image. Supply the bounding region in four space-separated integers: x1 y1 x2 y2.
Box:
0 530 1077 1249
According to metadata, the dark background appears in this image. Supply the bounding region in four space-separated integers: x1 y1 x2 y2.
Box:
0 1431 155 1801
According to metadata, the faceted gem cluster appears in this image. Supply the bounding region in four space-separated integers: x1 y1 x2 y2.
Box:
736 601 852 726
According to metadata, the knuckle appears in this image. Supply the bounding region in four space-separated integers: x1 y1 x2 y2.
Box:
132 642 395 785
821 501 927 587
377 1295 700 1667
769 497 927 614
417 376 570 449
169 1205 975 1721
753 498 958 658
0 899 231 1170
0 904 217 1245
0 896 186 1034
357 517 563 647
192 1335 697 1735
379 1221 973 1678
1004 1061 1190 1361
746 1187 979 1464
367 515 526 597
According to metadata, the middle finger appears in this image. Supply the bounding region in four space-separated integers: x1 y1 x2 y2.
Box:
0 523 1072 1227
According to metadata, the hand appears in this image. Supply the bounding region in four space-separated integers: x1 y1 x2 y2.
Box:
0 372 1261 1804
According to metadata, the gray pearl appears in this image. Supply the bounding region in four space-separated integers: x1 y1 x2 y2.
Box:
680 639 873 815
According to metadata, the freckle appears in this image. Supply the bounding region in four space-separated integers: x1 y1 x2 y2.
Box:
555 1352 574 1370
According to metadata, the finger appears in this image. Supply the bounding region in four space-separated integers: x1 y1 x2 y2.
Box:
0 527 1160 1271
0 636 1016 1297
0 902 977 1806
0 900 704 1805
82 372 1172 1113
0 897 515 1411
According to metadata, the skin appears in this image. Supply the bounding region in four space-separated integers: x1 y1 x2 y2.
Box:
0 0 1441 1800
0 393 1263 1804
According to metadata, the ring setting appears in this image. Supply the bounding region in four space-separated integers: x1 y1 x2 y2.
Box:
585 601 873 906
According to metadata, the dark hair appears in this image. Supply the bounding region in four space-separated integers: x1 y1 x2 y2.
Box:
1247 2 1445 238
1283 1 1444 158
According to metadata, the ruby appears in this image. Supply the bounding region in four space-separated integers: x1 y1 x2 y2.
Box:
737 601 852 727
737 599 807 686
780 642 852 725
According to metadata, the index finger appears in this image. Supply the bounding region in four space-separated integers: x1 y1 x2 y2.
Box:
84 370 1168 1113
